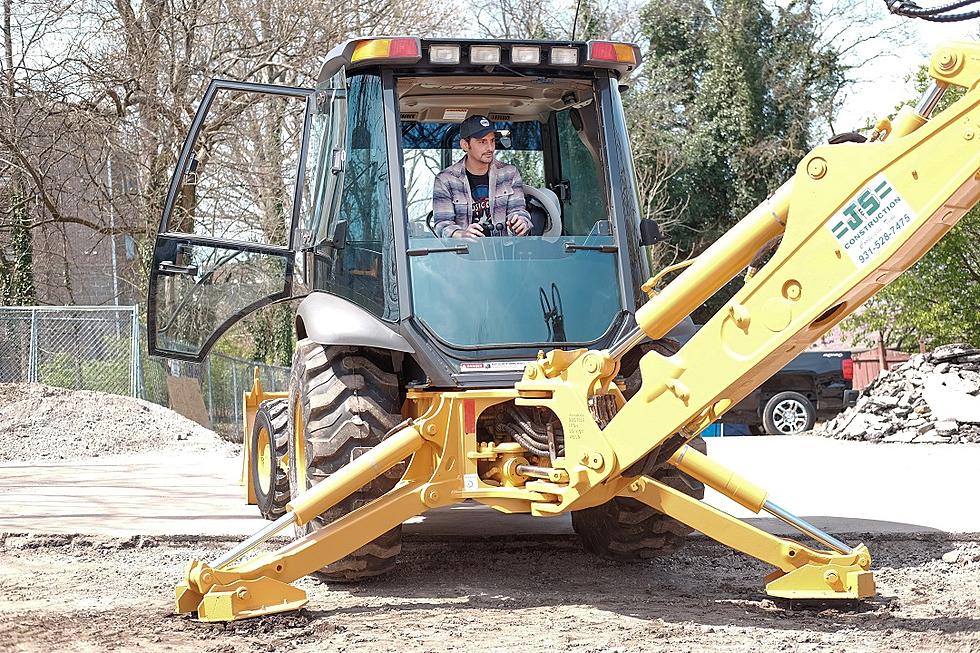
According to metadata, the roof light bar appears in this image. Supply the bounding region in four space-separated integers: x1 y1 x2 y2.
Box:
470 45 501 65
429 44 460 64
351 37 421 64
511 45 541 65
587 41 637 65
550 47 579 66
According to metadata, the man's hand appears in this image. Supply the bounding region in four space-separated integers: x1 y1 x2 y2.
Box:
507 215 530 236
454 223 486 238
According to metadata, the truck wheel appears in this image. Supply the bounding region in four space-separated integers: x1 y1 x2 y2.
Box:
249 398 290 520
762 391 815 435
572 436 707 561
288 339 404 581
572 337 706 561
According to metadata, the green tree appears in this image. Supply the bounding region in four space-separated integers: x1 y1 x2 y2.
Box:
0 189 35 305
845 73 980 349
630 0 848 320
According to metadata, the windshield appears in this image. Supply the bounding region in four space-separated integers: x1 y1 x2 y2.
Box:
409 234 620 346
399 75 623 347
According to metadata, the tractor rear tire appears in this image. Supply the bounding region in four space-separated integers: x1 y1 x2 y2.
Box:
250 398 290 520
571 337 707 561
571 436 707 561
288 339 404 581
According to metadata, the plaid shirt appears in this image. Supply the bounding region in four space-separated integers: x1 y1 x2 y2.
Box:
431 157 532 239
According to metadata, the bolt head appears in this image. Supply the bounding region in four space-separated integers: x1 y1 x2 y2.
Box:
527 366 537 379
236 587 250 600
807 157 827 180
965 129 975 141
426 423 437 435
938 50 958 71
824 570 839 584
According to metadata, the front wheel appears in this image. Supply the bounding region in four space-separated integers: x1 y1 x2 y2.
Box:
762 391 816 435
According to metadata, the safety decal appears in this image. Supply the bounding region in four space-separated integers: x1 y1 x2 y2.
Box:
828 173 916 267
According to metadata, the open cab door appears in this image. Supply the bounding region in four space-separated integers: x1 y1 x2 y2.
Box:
148 80 314 361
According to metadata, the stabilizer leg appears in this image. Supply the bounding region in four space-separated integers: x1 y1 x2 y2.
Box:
177 423 439 621
620 475 874 600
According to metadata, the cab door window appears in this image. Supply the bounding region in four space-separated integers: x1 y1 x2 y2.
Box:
149 81 311 360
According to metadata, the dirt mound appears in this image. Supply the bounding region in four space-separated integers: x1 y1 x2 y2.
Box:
816 343 980 444
0 383 234 462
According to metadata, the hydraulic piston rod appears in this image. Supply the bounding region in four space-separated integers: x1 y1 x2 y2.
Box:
668 444 853 554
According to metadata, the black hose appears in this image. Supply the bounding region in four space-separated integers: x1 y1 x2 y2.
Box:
885 0 980 20
503 424 550 457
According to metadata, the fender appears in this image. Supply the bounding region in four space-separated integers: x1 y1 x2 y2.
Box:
295 292 414 353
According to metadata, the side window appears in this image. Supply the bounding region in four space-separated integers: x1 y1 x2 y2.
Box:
486 122 544 188
314 74 399 321
307 73 348 239
556 108 605 236
167 90 307 246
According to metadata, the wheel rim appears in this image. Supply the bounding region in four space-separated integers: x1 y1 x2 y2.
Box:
772 399 808 434
293 396 308 487
256 426 272 494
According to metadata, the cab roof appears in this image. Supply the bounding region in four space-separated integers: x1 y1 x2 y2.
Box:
317 37 642 84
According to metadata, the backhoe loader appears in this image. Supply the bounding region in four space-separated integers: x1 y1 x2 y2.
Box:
148 34 980 621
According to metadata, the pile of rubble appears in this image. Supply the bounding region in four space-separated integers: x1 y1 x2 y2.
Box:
817 343 980 444
0 383 234 462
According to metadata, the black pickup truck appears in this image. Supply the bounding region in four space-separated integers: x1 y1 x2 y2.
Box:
720 350 859 434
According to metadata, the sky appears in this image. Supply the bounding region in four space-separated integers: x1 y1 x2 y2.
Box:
835 15 980 130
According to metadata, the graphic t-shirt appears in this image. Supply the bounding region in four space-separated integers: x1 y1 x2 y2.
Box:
466 170 490 225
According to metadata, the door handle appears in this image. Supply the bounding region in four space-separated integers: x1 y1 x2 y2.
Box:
158 261 199 276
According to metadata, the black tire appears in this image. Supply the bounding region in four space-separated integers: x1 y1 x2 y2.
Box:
571 436 707 561
249 398 290 520
571 338 707 561
762 391 815 435
287 339 404 581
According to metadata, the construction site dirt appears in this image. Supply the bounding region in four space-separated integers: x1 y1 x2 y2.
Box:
1 532 979 652
2 385 980 652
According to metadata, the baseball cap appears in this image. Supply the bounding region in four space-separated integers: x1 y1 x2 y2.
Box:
459 115 494 140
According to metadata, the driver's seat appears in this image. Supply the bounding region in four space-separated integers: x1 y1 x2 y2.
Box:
524 186 562 238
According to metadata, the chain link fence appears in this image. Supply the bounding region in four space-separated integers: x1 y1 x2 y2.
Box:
0 306 141 396
142 349 290 440
0 306 290 440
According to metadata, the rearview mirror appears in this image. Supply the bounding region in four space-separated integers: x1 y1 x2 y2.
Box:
639 218 663 246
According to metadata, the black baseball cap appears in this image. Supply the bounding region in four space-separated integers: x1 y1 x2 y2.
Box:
460 115 494 140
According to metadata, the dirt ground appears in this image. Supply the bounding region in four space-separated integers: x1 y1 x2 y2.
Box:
2 384 979 652
1 532 978 653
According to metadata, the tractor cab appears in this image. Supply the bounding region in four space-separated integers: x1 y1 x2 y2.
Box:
148 37 656 387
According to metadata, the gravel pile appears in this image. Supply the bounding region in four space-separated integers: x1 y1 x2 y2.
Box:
0 383 235 462
817 343 980 444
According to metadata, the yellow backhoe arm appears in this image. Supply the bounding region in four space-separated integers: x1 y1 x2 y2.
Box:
176 41 980 621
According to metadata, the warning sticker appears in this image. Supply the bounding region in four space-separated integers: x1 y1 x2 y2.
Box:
459 360 531 372
827 173 916 267
443 108 468 121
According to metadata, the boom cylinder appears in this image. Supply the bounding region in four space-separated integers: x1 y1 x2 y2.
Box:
288 424 424 525
635 179 792 341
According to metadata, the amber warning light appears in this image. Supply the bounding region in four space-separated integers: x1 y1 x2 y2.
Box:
587 41 637 65
351 38 422 64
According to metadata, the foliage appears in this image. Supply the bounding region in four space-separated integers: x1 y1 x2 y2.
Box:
628 0 866 322
845 74 980 349
39 337 132 395
0 190 35 305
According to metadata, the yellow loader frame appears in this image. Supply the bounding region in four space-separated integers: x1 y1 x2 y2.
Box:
179 42 980 621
